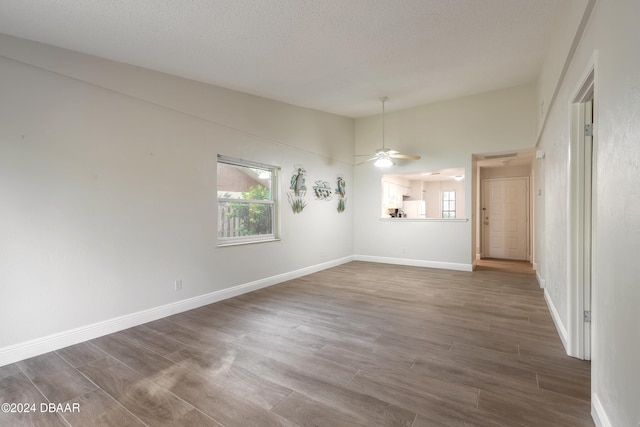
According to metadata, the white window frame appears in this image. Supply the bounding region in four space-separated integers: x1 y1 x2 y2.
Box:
442 191 456 218
217 155 280 246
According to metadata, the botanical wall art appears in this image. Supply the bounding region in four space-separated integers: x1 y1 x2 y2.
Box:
336 175 347 213
313 180 333 200
288 165 307 213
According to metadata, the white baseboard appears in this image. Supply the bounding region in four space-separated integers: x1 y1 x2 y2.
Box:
0 256 354 367
591 393 612 427
533 262 538 271
544 288 568 351
354 255 473 272
536 270 545 288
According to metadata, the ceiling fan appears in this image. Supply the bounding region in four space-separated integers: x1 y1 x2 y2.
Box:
356 97 421 167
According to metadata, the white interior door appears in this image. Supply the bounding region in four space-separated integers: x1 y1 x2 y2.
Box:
583 99 593 360
483 178 529 260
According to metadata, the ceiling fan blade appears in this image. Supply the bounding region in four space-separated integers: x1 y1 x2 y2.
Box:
356 156 379 165
390 153 421 160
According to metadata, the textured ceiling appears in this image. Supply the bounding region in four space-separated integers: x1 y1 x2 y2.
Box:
0 0 558 117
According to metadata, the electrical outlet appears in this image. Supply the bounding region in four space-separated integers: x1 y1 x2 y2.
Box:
401 247 407 254
174 279 183 291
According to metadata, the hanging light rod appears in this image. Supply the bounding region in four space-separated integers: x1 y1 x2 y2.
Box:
354 96 421 167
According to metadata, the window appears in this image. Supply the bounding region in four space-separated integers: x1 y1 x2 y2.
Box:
442 191 456 218
217 155 279 245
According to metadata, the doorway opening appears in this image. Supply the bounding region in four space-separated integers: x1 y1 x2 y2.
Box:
481 177 530 261
472 150 534 266
569 63 596 361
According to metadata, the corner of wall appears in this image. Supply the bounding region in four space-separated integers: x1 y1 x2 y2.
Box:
591 392 613 427
544 287 568 352
535 270 545 288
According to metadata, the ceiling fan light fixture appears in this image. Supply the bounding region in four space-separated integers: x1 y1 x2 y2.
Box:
355 96 420 167
374 157 394 168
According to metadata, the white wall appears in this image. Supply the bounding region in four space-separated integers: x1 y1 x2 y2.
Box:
536 0 595 134
534 0 640 425
354 85 536 270
0 35 354 363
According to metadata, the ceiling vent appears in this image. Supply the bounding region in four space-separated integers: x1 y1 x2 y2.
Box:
482 153 518 160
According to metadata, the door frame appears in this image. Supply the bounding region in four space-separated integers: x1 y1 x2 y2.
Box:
568 55 597 360
481 177 530 261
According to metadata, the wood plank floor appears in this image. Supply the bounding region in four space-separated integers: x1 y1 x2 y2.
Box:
0 261 593 426
474 258 536 275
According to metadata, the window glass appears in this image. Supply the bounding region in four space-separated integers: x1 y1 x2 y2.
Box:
442 191 456 218
217 156 279 244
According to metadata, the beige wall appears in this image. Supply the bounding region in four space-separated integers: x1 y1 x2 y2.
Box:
480 164 531 181
0 34 354 362
354 84 536 268
534 0 640 425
